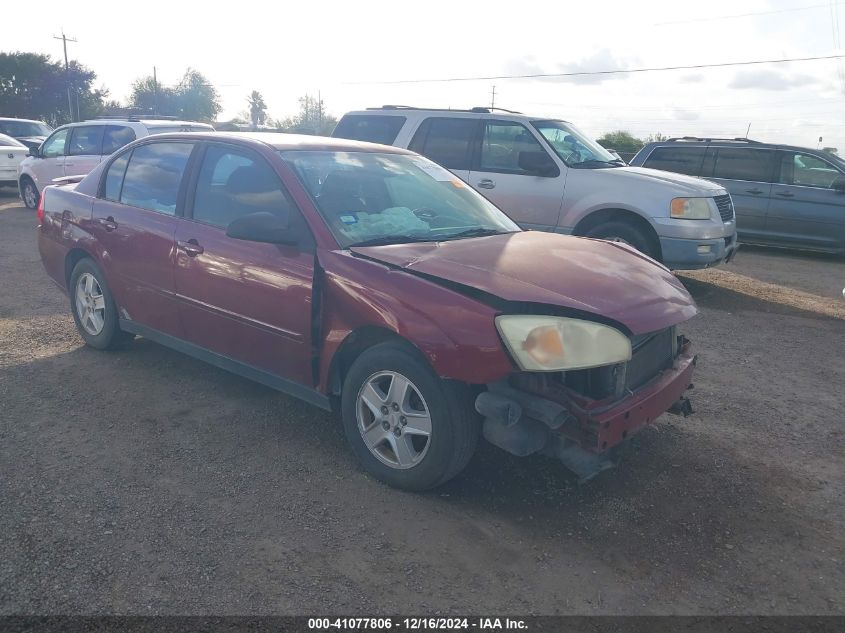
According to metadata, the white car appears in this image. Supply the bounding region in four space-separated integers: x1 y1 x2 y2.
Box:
17 117 215 208
0 133 28 189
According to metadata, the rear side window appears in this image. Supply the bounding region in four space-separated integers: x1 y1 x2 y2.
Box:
409 117 477 171
642 146 706 176
68 126 104 156
191 144 293 228
119 142 194 214
333 115 406 145
102 126 136 154
104 154 129 201
712 148 774 182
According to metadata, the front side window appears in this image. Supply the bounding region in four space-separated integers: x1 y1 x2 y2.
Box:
41 129 69 158
408 117 477 171
532 120 619 167
102 126 136 155
779 152 842 188
192 145 293 228
119 142 194 214
712 148 773 182
68 126 104 156
333 115 406 145
282 150 520 247
479 121 549 174
642 146 706 176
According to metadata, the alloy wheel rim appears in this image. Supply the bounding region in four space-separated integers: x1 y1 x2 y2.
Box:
75 273 106 336
356 370 432 470
24 184 36 208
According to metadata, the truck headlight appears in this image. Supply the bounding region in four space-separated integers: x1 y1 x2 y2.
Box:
670 197 713 220
495 315 632 372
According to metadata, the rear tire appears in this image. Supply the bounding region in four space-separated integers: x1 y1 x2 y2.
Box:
21 177 38 210
69 258 134 350
586 221 658 259
341 342 480 491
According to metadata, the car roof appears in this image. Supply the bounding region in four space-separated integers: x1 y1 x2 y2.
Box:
340 107 571 124
0 117 45 123
642 138 833 155
128 131 416 154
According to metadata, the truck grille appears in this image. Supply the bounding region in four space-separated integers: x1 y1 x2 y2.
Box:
714 194 734 222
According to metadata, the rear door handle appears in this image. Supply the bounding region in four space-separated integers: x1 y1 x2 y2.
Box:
775 191 795 198
177 239 204 257
477 179 496 189
95 216 117 232
745 188 763 195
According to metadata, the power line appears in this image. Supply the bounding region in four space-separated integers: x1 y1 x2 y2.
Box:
347 53 845 85
655 1 843 26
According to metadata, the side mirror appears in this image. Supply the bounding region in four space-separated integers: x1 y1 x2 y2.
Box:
518 150 558 177
225 211 296 245
27 147 40 158
832 175 845 193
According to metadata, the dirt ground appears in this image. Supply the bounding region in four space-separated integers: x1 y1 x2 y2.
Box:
1 188 843 615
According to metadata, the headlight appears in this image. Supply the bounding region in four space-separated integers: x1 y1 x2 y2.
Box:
495 315 632 372
670 197 713 220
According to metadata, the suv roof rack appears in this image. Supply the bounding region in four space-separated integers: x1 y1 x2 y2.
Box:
366 105 523 114
665 136 762 144
89 114 179 122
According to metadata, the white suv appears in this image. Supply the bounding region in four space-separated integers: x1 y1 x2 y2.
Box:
333 106 738 270
17 117 214 208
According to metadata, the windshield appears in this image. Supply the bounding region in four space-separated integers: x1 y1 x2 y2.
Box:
532 120 619 167
281 151 520 248
0 120 52 137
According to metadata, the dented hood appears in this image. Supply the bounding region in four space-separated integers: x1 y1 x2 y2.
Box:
351 232 697 335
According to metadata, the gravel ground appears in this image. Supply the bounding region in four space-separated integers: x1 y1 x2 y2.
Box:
1 189 843 615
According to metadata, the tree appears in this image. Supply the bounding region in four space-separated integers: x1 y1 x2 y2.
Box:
646 132 669 143
596 130 644 155
128 68 220 122
247 90 267 129
276 94 338 135
0 52 108 125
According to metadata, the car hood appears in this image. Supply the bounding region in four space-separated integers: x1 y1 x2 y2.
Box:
351 232 697 335
16 136 45 148
606 165 725 195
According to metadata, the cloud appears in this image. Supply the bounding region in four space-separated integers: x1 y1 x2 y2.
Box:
505 50 637 85
728 69 819 91
679 73 704 83
672 107 700 120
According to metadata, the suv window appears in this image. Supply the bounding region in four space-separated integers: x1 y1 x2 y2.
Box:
192 144 293 228
41 129 69 158
102 125 136 155
711 148 774 182
480 121 547 174
642 146 706 176
333 115 406 145
779 152 842 188
409 118 477 171
119 142 194 214
68 126 104 156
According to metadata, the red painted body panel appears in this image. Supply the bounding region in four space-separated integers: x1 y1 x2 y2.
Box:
352 232 697 335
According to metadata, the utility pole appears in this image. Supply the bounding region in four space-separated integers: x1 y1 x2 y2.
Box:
491 85 496 110
153 66 158 115
53 30 77 122
745 122 752 138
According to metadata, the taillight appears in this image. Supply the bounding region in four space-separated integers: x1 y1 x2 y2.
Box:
37 188 45 225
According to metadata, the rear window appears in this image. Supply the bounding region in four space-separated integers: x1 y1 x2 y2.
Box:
642 146 706 176
711 148 774 182
332 115 406 145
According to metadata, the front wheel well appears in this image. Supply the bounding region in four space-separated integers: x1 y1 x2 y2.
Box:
572 208 662 261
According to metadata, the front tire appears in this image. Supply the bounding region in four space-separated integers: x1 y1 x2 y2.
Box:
69 258 134 350
21 177 39 210
341 342 480 491
586 221 658 260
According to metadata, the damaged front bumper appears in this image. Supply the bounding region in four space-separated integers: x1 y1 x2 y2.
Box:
475 336 696 481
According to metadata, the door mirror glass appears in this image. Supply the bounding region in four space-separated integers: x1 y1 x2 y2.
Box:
226 211 295 244
518 150 558 176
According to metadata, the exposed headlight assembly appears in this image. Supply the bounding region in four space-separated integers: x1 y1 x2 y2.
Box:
495 315 632 372
670 197 714 220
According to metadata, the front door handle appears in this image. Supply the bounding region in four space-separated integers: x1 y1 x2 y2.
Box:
775 191 795 198
745 188 763 195
177 239 204 257
95 216 117 232
477 179 496 189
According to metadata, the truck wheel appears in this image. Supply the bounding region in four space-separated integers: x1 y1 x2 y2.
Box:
586 221 657 259
69 258 134 350
21 178 39 209
341 342 480 491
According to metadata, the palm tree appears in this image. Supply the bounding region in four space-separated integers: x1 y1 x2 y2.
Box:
247 90 267 130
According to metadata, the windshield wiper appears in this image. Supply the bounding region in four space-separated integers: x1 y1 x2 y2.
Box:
347 234 435 248
572 159 625 168
439 227 513 241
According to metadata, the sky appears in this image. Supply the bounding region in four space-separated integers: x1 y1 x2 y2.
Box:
4 0 845 149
